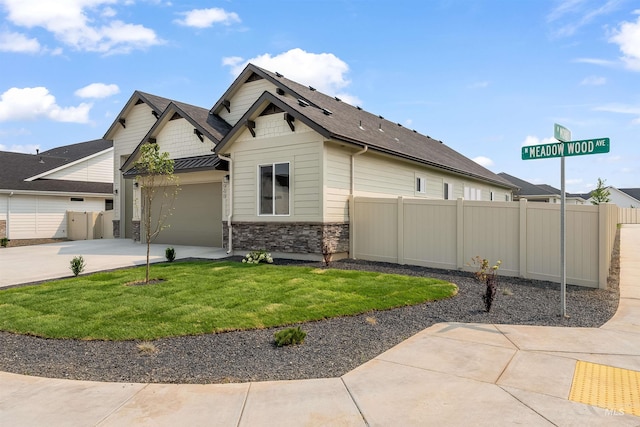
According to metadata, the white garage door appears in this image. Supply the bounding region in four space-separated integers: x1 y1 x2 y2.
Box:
149 182 222 247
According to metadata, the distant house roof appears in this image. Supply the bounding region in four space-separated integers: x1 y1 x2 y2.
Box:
213 64 515 190
620 188 640 201
0 139 113 195
498 172 585 200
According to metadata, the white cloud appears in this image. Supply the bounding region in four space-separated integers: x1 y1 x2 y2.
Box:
223 48 362 105
0 31 41 53
573 57 617 67
594 103 640 124
521 135 557 147
468 81 489 89
174 7 240 28
74 83 119 98
580 75 606 85
0 0 163 54
609 14 640 71
0 87 92 123
0 143 40 153
472 156 494 167
547 0 621 38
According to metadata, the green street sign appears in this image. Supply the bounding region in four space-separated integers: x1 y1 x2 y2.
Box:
522 138 610 160
554 123 571 142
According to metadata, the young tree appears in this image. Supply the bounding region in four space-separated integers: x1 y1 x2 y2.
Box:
132 143 179 283
590 177 611 205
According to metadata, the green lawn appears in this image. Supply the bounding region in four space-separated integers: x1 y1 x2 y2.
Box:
0 260 457 340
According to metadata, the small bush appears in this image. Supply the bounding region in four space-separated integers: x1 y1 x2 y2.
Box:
470 256 501 312
70 255 86 277
242 250 273 264
0 237 9 247
165 247 176 262
274 326 307 347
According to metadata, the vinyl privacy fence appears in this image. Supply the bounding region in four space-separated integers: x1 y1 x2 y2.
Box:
350 197 619 288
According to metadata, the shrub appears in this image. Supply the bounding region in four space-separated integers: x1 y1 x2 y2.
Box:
70 255 86 277
471 256 501 312
274 326 307 347
242 250 273 264
0 237 8 248
165 247 176 262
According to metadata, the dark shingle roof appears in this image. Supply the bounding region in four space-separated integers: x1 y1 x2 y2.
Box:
103 91 174 140
215 64 515 189
123 154 225 177
0 139 113 194
620 188 640 202
499 173 585 200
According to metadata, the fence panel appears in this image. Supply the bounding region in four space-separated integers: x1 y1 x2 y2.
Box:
351 197 617 288
619 208 640 224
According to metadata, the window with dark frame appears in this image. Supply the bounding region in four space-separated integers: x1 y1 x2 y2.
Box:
259 162 289 215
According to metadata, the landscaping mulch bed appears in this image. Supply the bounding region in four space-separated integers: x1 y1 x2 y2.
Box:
0 237 620 384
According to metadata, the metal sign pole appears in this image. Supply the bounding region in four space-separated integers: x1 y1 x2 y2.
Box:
560 156 566 317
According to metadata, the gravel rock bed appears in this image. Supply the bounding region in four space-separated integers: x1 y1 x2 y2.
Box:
0 254 619 385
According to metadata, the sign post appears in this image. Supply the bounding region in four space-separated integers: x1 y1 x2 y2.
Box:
522 125 610 318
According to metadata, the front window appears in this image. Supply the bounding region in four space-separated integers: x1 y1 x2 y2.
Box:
259 162 289 215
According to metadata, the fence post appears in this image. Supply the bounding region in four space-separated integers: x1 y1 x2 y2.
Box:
456 197 464 269
598 203 610 289
349 195 356 259
519 198 528 278
397 196 404 265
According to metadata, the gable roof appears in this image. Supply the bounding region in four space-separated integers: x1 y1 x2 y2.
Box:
120 99 232 172
0 139 113 195
103 91 174 140
619 188 640 202
214 64 515 189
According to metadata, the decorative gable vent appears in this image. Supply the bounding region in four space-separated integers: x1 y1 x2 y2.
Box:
169 112 181 121
246 72 263 82
260 103 284 116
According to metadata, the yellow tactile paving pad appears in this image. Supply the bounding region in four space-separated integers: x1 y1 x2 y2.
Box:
569 360 640 416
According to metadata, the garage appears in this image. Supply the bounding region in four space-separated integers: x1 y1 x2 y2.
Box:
148 182 222 247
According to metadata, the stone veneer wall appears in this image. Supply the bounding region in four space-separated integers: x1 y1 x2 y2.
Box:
223 222 349 255
0 220 6 239
112 220 120 238
132 220 140 242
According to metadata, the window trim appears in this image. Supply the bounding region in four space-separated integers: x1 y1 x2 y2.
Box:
257 161 290 216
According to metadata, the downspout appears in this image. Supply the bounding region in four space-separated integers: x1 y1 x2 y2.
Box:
351 145 368 195
218 154 233 254
350 146 367 259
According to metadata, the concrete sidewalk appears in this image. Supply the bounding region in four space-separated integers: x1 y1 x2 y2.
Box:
1 227 639 426
0 239 228 288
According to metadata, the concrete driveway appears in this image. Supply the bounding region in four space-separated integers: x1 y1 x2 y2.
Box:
0 239 228 288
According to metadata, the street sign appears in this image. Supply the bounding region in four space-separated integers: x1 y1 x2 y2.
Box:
554 123 571 142
522 138 609 160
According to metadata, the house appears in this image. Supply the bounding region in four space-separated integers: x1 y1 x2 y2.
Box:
498 172 586 205
577 187 640 207
111 64 516 259
0 139 114 241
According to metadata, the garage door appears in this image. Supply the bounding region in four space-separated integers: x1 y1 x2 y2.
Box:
149 182 222 247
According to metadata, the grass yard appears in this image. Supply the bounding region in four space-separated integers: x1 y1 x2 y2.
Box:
0 260 457 340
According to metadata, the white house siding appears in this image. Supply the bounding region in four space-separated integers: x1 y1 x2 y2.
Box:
156 118 216 159
44 149 114 183
218 79 276 126
8 195 104 239
0 195 6 222
112 102 158 227
228 116 323 222
324 144 351 222
607 187 640 208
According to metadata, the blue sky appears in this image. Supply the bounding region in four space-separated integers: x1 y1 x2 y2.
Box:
1 0 638 194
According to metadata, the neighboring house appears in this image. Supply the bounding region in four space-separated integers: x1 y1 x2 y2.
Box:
578 187 640 207
0 139 114 240
498 173 586 205
111 64 515 258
